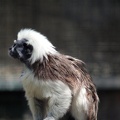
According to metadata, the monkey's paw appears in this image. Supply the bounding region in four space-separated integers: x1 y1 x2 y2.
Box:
43 116 55 120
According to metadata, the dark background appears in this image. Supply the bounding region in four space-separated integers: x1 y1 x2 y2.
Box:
0 0 120 120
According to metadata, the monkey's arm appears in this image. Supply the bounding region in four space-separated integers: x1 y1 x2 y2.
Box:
44 91 72 120
27 97 44 120
28 92 72 120
25 80 72 120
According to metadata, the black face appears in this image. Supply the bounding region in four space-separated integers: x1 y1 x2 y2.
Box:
8 39 33 63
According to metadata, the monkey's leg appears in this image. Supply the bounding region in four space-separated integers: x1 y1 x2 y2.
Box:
28 97 46 120
43 92 72 120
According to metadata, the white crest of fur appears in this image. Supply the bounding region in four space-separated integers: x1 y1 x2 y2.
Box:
17 29 57 64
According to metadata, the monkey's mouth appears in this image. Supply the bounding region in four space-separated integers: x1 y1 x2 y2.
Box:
8 46 31 63
8 39 33 64
8 47 19 59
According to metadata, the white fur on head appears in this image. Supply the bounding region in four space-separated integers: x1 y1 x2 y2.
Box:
17 29 57 64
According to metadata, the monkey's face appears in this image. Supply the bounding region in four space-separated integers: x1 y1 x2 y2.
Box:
9 39 33 63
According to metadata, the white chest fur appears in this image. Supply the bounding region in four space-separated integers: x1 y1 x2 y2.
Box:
21 70 71 100
21 69 90 120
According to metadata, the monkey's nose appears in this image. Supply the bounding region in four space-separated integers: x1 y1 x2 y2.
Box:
9 47 12 51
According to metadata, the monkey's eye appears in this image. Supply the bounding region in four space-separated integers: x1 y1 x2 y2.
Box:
23 43 28 48
17 44 23 48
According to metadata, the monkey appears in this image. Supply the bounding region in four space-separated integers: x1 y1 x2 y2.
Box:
8 29 99 120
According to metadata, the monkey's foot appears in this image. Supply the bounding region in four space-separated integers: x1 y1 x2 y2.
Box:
43 116 55 120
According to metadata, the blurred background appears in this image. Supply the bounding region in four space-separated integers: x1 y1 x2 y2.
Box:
0 0 120 120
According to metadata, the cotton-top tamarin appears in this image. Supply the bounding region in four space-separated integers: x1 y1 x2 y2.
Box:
8 29 99 120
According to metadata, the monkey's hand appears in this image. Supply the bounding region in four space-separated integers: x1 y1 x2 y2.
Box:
43 116 55 120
